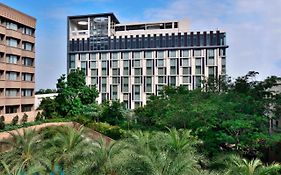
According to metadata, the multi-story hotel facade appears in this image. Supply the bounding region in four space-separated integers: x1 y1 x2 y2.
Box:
0 3 36 122
67 13 227 109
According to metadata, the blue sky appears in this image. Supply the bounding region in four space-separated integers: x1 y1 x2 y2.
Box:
1 0 281 89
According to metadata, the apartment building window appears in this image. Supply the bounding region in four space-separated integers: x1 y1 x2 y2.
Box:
22 73 33 81
81 61 87 75
170 67 177 75
6 55 18 64
6 72 18 81
22 42 33 51
5 89 18 97
122 52 129 59
134 68 142 76
134 76 141 84
22 104 32 112
181 58 189 67
133 51 141 59
195 58 201 66
112 68 119 76
101 78 107 92
209 67 215 77
133 60 141 67
146 67 153 75
6 38 18 47
111 52 118 60
22 57 33 66
169 76 176 86
181 50 190 57
195 76 201 88
90 61 96 68
222 57 226 65
168 50 176 57
220 48 226 56
112 77 119 84
157 59 164 67
111 85 118 100
5 106 18 114
91 77 98 85
90 53 98 60
22 27 33 35
123 60 129 67
122 77 129 92
194 50 201 57
183 76 191 83
195 66 201 74
158 68 165 75
6 22 18 31
156 51 164 58
69 55 75 68
144 51 152 58
100 53 107 60
21 89 33 97
222 65 226 74
145 77 152 92
170 59 177 67
182 67 191 75
80 54 87 61
133 85 141 101
146 60 153 67
123 67 129 75
207 49 215 65
91 69 98 76
112 60 118 68
158 76 166 84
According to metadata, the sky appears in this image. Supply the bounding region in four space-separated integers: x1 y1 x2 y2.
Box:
0 0 281 89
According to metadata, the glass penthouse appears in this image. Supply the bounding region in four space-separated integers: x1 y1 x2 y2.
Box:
67 13 227 109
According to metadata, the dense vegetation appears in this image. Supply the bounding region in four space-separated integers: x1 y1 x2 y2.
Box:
1 69 281 174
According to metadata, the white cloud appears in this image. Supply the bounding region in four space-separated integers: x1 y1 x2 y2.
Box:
143 0 281 79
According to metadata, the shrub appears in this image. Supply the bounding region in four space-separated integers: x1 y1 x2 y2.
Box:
0 115 5 130
35 112 42 121
21 113 28 124
12 115 19 125
88 122 125 140
72 115 91 125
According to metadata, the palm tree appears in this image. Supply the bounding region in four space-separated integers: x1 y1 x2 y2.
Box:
42 126 95 174
0 129 46 173
225 155 281 175
1 161 44 175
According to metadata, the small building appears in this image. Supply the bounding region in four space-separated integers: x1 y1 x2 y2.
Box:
35 93 58 110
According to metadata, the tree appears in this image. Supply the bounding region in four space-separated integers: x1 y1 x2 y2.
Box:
38 97 57 119
55 69 99 117
11 115 19 125
21 113 28 124
0 116 5 130
100 100 127 125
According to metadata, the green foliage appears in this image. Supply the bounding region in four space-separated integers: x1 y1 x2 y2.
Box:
88 122 125 139
21 113 28 124
0 116 5 130
35 112 42 121
55 69 99 117
38 97 57 118
11 115 19 125
35 88 57 95
134 73 281 158
100 100 127 125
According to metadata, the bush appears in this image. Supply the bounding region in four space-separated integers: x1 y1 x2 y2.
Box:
21 113 28 124
12 115 19 125
72 115 92 125
35 112 42 121
0 116 5 130
88 122 125 140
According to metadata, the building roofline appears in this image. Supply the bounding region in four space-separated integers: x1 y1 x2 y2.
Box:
0 3 36 21
68 12 120 24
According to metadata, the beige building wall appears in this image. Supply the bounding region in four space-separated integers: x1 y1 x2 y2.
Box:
0 3 36 123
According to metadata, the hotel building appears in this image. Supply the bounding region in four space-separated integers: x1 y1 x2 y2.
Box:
67 13 227 109
0 3 36 122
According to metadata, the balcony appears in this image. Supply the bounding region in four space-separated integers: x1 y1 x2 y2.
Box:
5 80 21 88
22 50 35 58
5 97 21 106
0 25 5 35
5 63 22 72
21 97 35 104
22 66 35 73
22 34 35 43
21 81 35 89
6 29 22 39
6 46 21 55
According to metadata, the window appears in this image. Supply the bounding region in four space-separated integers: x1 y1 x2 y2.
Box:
101 53 108 60
158 68 165 75
195 58 201 66
22 73 33 81
169 76 176 86
134 77 141 84
81 62 87 75
111 85 118 100
207 49 215 65
158 76 166 83
168 50 176 57
90 53 98 60
134 68 141 76
22 42 33 51
133 85 141 100
91 77 98 85
6 55 18 64
122 52 129 59
156 59 164 67
182 58 189 67
207 49 215 57
112 60 118 68
195 76 201 88
145 77 152 92
146 60 153 67
157 51 164 58
170 67 176 75
133 52 141 59
123 60 129 67
111 52 118 60
195 66 201 74
6 22 18 30
112 68 119 76
146 67 153 75
183 76 191 83
6 72 17 81
90 61 96 68
181 50 190 57
22 105 32 112
182 67 191 75
123 67 129 75
80 54 87 61
133 60 141 67
144 51 152 58
112 77 119 84
69 54 75 68
5 106 18 114
194 50 201 57
21 89 33 97
170 59 177 67
7 38 18 47
23 27 33 35
5 89 18 96
22 57 33 66
208 67 215 77
122 77 129 92
102 61 107 68
91 69 98 76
